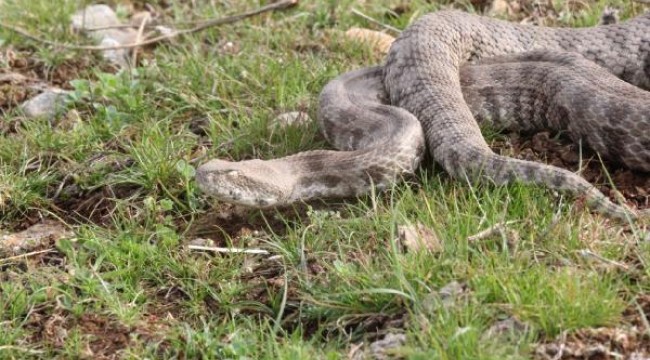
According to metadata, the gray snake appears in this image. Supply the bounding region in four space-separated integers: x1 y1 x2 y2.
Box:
196 11 650 221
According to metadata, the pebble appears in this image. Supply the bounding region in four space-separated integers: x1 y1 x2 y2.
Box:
20 88 69 118
71 5 139 68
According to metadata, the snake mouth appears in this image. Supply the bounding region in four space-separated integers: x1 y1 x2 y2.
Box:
195 159 286 208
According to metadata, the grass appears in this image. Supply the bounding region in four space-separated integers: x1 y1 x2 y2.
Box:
0 0 649 358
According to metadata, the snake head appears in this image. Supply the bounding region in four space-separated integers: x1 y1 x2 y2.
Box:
195 158 292 208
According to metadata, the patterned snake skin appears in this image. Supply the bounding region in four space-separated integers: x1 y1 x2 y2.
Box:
196 11 650 221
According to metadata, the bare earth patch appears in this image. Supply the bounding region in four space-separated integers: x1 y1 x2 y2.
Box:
536 296 650 359
24 310 169 359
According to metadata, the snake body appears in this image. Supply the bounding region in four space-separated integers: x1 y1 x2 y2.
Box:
196 11 650 220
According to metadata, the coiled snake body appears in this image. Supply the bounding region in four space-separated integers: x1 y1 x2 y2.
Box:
196 11 650 220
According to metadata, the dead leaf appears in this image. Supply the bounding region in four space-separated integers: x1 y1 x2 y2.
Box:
347 342 365 360
489 0 512 16
344 28 395 54
43 314 67 347
439 281 466 305
397 222 442 253
422 281 469 312
268 111 311 130
0 72 29 84
482 316 529 341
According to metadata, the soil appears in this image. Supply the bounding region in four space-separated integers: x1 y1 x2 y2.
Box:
536 295 650 359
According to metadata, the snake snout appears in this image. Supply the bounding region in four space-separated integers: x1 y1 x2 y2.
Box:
195 159 289 208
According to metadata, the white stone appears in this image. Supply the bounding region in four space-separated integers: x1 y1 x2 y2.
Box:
21 88 69 118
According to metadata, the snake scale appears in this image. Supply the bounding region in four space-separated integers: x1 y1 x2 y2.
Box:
196 10 650 221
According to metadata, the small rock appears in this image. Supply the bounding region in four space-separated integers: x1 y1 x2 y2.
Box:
99 37 130 68
71 5 121 30
20 89 69 118
0 220 72 255
219 40 240 55
71 5 138 68
369 333 406 360
268 111 311 129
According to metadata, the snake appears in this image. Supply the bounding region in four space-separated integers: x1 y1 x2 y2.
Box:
195 10 650 221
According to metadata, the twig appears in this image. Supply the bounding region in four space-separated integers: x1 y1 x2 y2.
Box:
578 249 629 271
83 15 273 32
351 8 402 34
467 220 518 242
83 24 157 31
635 298 650 335
188 245 270 255
0 0 298 51
131 12 150 66
0 346 44 354
0 248 56 264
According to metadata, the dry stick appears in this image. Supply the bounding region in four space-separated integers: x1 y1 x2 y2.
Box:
578 249 630 271
188 244 271 255
0 346 44 355
0 249 56 264
82 16 260 32
0 0 298 51
131 12 151 66
351 8 402 34
467 220 518 242
84 24 158 31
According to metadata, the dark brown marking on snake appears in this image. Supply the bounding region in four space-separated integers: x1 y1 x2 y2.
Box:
321 175 344 189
